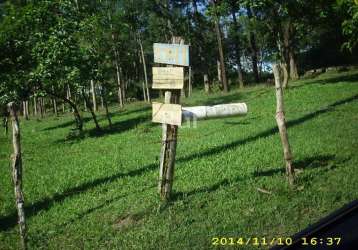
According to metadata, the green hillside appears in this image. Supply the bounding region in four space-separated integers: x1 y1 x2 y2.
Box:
1 71 358 249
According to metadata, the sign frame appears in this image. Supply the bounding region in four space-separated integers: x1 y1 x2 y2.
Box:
153 43 189 67
152 102 182 126
152 67 184 89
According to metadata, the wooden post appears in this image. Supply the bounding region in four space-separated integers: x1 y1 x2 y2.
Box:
7 102 27 249
158 90 180 200
273 64 295 185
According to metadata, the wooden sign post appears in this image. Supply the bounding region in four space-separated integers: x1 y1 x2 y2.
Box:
152 37 188 201
152 38 248 201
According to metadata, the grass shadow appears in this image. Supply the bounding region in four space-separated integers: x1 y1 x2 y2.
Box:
43 106 151 132
0 162 158 231
252 154 342 178
316 72 358 85
54 115 153 143
58 184 156 228
181 94 358 162
290 72 358 91
43 117 93 131
171 176 242 202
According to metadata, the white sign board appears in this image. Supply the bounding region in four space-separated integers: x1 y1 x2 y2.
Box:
152 102 182 126
152 67 184 89
153 43 189 66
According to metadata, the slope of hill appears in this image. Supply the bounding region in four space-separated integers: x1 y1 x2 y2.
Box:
1 70 358 249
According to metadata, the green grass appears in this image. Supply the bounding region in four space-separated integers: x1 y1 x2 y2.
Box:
1 70 358 249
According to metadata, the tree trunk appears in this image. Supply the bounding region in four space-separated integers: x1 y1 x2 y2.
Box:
108 10 124 108
39 98 44 119
272 64 295 185
159 90 180 201
47 89 83 131
281 62 289 88
188 66 192 96
142 81 147 102
100 96 104 110
22 102 28 120
3 115 8 135
138 36 151 102
192 0 209 93
116 62 124 108
289 49 299 80
68 101 82 131
103 93 112 128
90 80 97 112
214 16 229 92
247 6 260 83
51 86 57 116
283 21 299 81
7 102 27 250
33 96 37 116
121 69 126 103
230 0 244 88
204 74 210 94
42 98 46 115
217 60 222 83
53 98 58 116
82 90 101 130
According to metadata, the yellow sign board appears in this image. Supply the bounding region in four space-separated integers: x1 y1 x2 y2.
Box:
152 67 184 89
152 102 182 126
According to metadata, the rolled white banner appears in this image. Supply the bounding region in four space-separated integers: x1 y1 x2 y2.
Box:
182 103 247 120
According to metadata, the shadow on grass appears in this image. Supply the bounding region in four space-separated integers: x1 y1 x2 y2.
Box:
57 184 156 228
200 92 245 106
252 154 346 178
177 94 358 163
54 115 153 143
171 176 242 202
117 106 151 116
290 72 358 90
317 72 358 85
0 163 158 231
43 117 93 131
1 94 357 231
43 106 151 132
172 154 350 203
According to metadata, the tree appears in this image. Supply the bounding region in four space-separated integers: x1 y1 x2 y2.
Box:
209 0 229 92
228 0 245 88
338 0 358 51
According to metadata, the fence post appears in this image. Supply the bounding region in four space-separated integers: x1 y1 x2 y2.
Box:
8 102 27 249
272 64 295 185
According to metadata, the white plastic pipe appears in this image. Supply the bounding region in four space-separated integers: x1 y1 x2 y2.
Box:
182 103 247 120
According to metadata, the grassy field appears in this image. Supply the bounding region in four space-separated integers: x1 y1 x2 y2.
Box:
1 70 358 249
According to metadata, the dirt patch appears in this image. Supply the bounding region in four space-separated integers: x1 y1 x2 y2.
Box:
113 214 142 230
